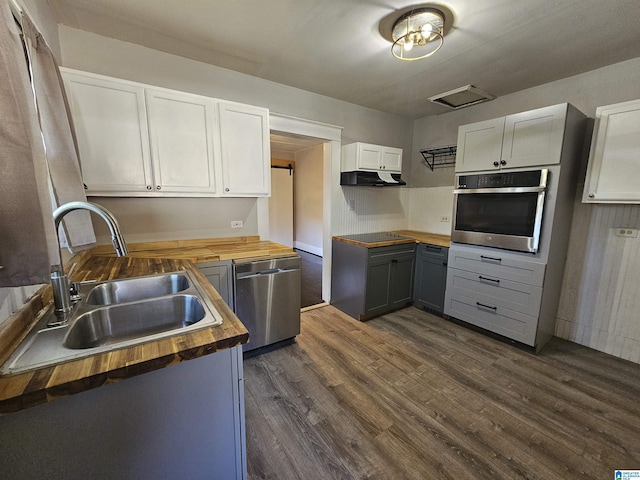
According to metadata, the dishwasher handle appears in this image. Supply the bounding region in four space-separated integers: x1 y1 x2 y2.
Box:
235 266 299 280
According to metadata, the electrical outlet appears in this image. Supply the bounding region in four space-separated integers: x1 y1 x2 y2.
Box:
231 220 243 229
614 228 638 238
440 216 450 222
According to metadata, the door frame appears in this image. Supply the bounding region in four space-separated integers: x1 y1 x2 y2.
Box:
264 113 342 302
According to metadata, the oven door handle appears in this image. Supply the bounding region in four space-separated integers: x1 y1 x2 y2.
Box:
453 186 546 194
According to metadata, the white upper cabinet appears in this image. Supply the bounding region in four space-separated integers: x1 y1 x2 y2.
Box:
456 104 570 172
583 99 640 204
61 68 270 197
63 70 153 193
455 117 505 172
501 103 567 169
341 142 403 173
145 89 217 194
217 101 271 197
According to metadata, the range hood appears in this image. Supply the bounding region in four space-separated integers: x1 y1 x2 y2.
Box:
340 171 406 187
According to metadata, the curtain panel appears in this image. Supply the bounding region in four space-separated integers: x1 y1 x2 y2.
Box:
0 0 95 287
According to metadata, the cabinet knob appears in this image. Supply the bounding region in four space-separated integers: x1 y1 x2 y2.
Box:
225 188 230 192
493 161 499 167
588 193 595 198
156 185 161 190
500 160 507 166
146 185 152 190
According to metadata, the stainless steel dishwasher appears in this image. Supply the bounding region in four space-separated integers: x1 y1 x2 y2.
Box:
233 255 301 352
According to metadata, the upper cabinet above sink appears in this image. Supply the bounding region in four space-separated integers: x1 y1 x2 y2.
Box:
61 68 270 197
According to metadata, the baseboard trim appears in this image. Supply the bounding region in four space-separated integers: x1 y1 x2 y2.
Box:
294 241 322 256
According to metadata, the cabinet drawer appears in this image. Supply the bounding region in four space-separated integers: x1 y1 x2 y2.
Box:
448 246 545 286
417 243 448 262
446 267 542 316
444 290 538 346
368 244 416 261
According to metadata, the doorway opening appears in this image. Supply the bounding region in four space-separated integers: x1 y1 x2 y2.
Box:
269 132 325 308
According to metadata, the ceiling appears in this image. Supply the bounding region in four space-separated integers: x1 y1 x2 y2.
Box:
47 0 640 119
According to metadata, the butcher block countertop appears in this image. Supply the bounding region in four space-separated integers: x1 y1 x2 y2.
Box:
91 236 294 263
333 230 451 248
0 236 293 413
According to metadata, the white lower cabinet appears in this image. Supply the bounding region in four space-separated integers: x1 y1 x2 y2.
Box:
61 68 270 197
444 244 546 347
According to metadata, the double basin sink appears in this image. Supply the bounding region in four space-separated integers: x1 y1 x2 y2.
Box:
1 270 223 374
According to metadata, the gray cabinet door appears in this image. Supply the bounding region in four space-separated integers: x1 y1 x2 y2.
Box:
198 260 234 309
365 259 392 316
389 254 416 307
413 244 448 314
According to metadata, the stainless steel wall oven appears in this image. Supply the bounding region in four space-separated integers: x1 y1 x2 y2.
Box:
452 169 548 253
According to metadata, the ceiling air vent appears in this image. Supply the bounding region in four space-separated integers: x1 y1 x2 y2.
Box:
428 85 495 109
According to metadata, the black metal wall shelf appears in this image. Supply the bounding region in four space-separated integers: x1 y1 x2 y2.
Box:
420 145 457 171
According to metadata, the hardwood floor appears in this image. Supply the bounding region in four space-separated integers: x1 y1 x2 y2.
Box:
295 249 323 308
244 305 640 479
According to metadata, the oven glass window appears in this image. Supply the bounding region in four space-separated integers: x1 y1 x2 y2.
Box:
455 193 540 237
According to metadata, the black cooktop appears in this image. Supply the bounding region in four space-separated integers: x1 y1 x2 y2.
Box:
337 232 412 244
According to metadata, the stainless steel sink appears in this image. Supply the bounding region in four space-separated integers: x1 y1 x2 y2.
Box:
65 294 205 349
1 271 224 374
86 273 190 305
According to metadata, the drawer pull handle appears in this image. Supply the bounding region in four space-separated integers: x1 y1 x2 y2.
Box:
476 302 497 311
480 255 502 263
479 275 500 284
425 245 442 251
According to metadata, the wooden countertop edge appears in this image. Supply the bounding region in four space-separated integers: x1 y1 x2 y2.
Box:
0 256 249 414
332 230 451 248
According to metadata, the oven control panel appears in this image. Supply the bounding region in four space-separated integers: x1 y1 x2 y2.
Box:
457 170 545 189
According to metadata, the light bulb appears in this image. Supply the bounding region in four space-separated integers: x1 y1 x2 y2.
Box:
404 34 414 51
421 23 433 36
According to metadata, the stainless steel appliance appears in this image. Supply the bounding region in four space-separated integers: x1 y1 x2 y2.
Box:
452 169 548 253
233 255 301 352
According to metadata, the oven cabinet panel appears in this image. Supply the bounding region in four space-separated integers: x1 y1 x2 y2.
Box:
583 99 640 204
455 117 505 172
501 103 567 170
444 244 546 347
444 290 539 346
330 240 415 321
446 268 542 317
413 244 449 314
447 244 546 287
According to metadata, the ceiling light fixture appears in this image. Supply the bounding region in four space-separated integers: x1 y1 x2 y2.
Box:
390 7 445 61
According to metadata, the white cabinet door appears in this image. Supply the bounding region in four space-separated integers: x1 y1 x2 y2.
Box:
455 117 505 172
218 101 270 196
583 99 640 204
63 71 153 194
357 143 383 170
145 89 217 194
381 146 402 172
501 103 566 169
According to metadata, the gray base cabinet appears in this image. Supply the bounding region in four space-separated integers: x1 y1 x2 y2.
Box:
331 240 415 321
0 347 247 479
413 243 449 314
198 259 234 309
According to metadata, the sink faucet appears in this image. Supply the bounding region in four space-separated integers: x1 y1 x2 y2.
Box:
51 201 128 323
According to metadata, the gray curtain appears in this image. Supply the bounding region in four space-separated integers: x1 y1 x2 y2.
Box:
0 0 94 286
22 14 96 253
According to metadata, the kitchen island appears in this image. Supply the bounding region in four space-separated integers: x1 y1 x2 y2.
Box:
0 236 292 479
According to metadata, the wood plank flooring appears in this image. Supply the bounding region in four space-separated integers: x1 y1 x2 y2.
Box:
295 249 323 308
244 305 640 479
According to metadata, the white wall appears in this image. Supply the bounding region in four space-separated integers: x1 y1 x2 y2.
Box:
57 26 414 245
294 145 323 255
411 57 640 362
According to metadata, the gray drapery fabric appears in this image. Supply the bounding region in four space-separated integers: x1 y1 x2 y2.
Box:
21 14 96 253
0 0 95 287
0 0 60 286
